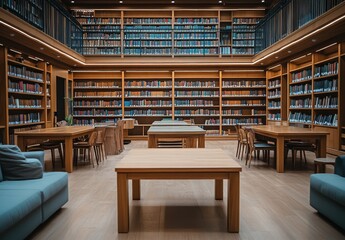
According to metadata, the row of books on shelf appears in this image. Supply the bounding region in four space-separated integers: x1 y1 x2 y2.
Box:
288 112 312 124
268 89 281 98
222 90 266 96
268 100 281 108
125 91 171 97
174 48 218 55
268 113 281 121
83 25 121 31
124 110 172 116
8 81 43 94
124 48 172 55
314 114 338 127
268 79 281 88
125 80 172 87
314 62 338 78
83 40 121 47
204 119 220 125
175 109 220 115
175 81 216 88
124 33 170 39
314 79 338 92
220 38 231 45
232 40 254 47
77 18 121 25
232 48 254 54
175 91 218 97
174 33 218 39
9 113 41 125
124 100 172 106
175 100 214 106
222 100 266 106
174 40 218 47
222 80 265 88
83 48 121 55
233 18 260 24
4 0 43 28
8 97 42 108
74 81 119 88
220 47 231 55
74 92 121 98
222 109 265 115
314 96 338 108
232 33 255 39
222 118 264 125
8 65 43 82
73 110 122 116
175 18 218 24
232 25 256 32
73 118 120 125
290 98 311 108
83 33 120 39
291 69 312 82
8 125 42 145
74 100 122 107
289 84 312 95
124 40 172 47
125 18 171 24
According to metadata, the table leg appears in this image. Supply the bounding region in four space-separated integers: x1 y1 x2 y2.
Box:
276 137 285 173
17 136 25 151
228 172 240 233
148 135 156 148
198 135 205 148
215 179 223 200
318 135 327 158
185 138 192 148
132 179 141 200
65 137 73 173
117 173 129 233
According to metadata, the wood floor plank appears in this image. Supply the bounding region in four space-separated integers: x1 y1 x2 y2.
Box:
29 140 345 239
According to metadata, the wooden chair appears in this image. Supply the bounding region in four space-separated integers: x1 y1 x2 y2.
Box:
246 131 276 168
235 124 241 158
94 127 107 162
73 131 98 167
238 128 249 161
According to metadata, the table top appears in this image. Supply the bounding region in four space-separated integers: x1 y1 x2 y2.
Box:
115 149 241 173
147 125 206 134
251 125 330 137
152 120 189 126
15 126 94 137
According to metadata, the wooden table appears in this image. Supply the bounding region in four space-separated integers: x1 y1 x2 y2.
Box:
151 120 189 126
251 125 329 173
115 148 242 233
16 126 94 173
147 125 206 148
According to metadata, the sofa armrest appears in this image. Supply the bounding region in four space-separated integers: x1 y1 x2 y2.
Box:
335 155 345 177
22 151 45 171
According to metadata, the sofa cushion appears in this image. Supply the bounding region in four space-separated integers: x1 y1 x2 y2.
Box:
0 172 68 202
0 145 26 160
0 158 43 180
0 189 42 234
310 174 345 207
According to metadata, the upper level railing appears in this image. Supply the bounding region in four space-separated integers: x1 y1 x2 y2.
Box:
255 0 345 54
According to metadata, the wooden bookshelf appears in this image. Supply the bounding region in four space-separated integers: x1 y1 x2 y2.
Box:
266 64 287 124
71 9 264 57
174 71 220 136
73 71 123 125
0 47 52 144
221 70 266 135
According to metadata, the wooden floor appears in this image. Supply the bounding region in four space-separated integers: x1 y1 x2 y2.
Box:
29 140 345 240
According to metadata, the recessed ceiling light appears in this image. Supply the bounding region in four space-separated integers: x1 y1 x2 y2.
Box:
57 55 60 58
312 39 317 42
287 50 292 53
71 0 74 3
219 0 222 3
171 0 175 3
275 56 279 59
40 47 44 50
10 33 15 37
262 0 265 2
119 0 123 3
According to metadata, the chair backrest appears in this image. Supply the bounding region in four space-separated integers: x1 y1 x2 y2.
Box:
247 131 255 152
88 131 98 146
96 127 106 143
238 128 247 143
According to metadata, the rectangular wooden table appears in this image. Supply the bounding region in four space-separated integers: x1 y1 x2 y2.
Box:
251 125 330 173
147 125 206 148
115 148 242 233
16 126 94 173
151 120 189 126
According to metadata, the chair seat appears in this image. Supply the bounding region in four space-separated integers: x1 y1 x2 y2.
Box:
254 142 275 149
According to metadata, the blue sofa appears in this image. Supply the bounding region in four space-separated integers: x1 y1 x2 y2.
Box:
310 155 345 231
0 148 68 240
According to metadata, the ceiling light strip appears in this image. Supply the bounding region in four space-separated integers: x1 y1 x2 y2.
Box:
316 42 338 52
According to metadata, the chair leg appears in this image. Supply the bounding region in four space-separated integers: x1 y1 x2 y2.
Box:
236 140 240 158
58 145 64 168
50 149 55 169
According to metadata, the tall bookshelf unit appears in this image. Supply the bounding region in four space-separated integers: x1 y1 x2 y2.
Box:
73 71 123 125
174 71 220 135
73 10 122 55
266 64 287 123
123 11 172 56
71 9 264 57
232 11 263 55
0 47 52 144
340 43 345 152
221 70 266 134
